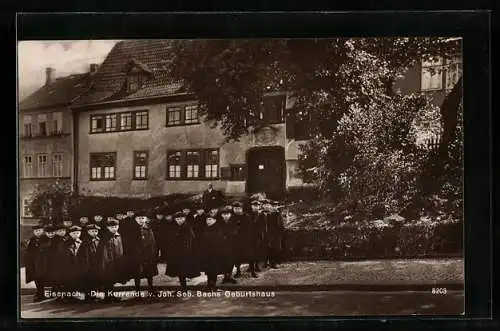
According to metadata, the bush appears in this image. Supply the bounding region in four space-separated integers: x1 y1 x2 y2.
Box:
282 217 462 260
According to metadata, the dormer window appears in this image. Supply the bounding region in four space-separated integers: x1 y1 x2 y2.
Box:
127 73 143 93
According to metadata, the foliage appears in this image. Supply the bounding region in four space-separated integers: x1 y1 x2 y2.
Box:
169 37 463 220
27 181 81 224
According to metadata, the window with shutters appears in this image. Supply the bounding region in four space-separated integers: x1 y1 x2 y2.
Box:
230 164 246 181
133 151 148 179
22 115 33 138
421 57 444 91
52 153 64 177
166 107 182 126
23 154 33 178
90 152 116 181
37 154 48 177
167 151 182 179
186 151 200 178
166 149 220 180
205 149 219 179
91 110 148 133
37 114 47 136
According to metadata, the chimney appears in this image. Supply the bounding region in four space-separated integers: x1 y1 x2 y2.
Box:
45 67 55 86
89 63 99 74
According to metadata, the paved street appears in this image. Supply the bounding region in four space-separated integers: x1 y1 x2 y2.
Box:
20 290 464 318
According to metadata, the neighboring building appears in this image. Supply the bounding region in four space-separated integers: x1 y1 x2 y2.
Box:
18 66 96 222
72 40 309 199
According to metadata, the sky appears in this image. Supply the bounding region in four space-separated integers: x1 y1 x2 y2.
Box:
17 40 120 100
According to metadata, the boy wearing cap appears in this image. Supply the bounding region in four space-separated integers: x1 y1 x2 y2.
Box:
59 225 85 302
199 214 226 289
219 206 238 284
100 218 126 302
128 215 158 294
262 201 284 269
232 201 258 278
80 223 102 301
24 223 46 302
250 200 265 272
165 211 200 290
37 224 61 298
158 207 174 264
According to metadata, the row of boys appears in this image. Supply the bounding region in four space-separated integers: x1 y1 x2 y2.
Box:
24 199 285 302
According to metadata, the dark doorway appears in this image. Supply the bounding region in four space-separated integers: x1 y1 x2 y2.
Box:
246 146 285 199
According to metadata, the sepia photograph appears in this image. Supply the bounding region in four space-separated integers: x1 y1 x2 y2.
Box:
18 37 464 318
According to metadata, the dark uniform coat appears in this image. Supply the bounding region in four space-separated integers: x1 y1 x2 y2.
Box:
199 220 227 275
119 216 136 259
232 213 255 263
252 211 268 261
165 220 200 279
24 235 46 283
80 236 102 286
158 216 176 264
264 211 285 261
59 238 86 287
99 231 127 285
202 189 223 210
219 216 239 271
125 223 159 279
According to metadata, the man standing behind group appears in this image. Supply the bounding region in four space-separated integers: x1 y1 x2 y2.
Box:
202 183 223 211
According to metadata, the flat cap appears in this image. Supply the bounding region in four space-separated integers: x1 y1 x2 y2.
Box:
174 211 185 218
85 223 101 230
106 219 119 226
68 225 82 233
44 224 55 232
250 200 262 205
231 201 243 207
54 224 66 230
32 223 44 230
220 206 232 213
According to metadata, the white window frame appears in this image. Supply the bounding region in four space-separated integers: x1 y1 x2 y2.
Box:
23 115 32 137
37 114 48 136
23 154 33 178
421 57 444 91
445 55 463 90
52 153 64 177
37 154 48 177
52 112 63 134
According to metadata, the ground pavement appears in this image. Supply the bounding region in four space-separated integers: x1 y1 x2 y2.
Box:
19 258 464 318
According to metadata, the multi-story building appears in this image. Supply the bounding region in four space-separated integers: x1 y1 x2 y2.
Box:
71 40 309 199
18 66 96 222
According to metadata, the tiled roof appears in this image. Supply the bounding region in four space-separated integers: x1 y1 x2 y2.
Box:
19 73 92 110
73 40 184 106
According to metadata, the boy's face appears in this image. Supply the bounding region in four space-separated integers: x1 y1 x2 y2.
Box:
88 229 99 237
209 209 218 216
264 204 272 212
251 205 259 212
175 216 186 225
33 229 44 237
116 214 123 220
107 225 119 233
165 215 173 221
135 216 145 226
182 208 190 215
94 215 102 222
69 231 81 240
127 211 134 217
80 217 88 224
156 214 164 220
221 212 231 221
233 207 243 214
56 229 66 237
46 231 55 238
63 221 72 227
196 209 204 215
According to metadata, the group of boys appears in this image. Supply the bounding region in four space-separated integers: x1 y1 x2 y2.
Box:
24 198 286 303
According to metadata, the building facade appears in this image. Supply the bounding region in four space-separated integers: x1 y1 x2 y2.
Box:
70 40 462 199
19 67 95 222
72 41 307 199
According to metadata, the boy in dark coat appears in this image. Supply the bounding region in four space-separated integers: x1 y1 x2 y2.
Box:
100 219 126 302
24 223 46 302
219 206 238 284
165 211 200 290
80 223 102 301
37 224 63 298
250 200 265 272
52 224 68 293
92 215 105 237
62 217 73 229
151 207 164 262
199 214 226 289
262 201 284 268
128 215 159 293
59 225 85 302
78 216 90 243
232 201 258 278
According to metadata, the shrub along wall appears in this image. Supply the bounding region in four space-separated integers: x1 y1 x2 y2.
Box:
282 220 462 260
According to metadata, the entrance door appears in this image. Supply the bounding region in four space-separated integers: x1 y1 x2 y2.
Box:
246 146 285 199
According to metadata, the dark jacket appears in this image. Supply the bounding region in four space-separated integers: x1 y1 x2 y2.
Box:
218 216 239 271
232 212 255 263
36 236 64 286
252 211 268 260
99 231 127 285
199 219 227 275
165 220 200 278
202 189 223 210
24 235 46 283
125 223 159 279
158 217 176 263
59 237 86 286
80 236 102 284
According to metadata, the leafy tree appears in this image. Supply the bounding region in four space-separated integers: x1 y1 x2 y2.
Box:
27 181 81 224
169 37 463 218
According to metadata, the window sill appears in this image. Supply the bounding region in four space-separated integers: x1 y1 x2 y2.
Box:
165 177 219 181
89 127 149 134
132 177 148 181
20 176 71 180
89 179 116 182
166 122 201 128
20 133 70 140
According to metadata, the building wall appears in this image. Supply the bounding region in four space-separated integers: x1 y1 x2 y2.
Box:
19 107 73 222
77 99 305 198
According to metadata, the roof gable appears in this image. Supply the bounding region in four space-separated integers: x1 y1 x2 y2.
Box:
19 73 92 110
73 40 184 107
